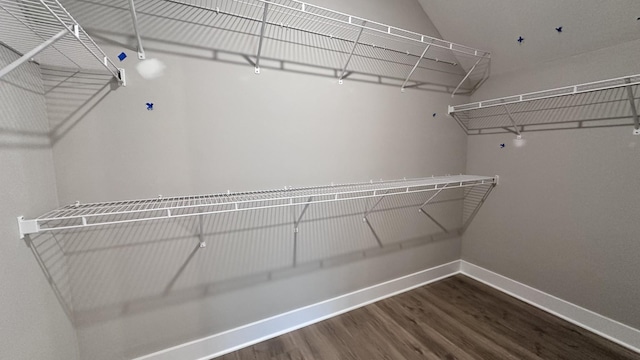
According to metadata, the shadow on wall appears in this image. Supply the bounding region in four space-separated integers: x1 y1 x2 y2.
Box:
1 46 51 149
0 62 116 148
43 66 117 145
26 185 489 336
63 0 479 94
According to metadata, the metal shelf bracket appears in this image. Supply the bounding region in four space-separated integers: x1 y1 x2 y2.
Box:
17 216 39 239
127 0 146 60
502 105 522 139
624 78 640 135
254 0 270 74
401 43 431 92
338 23 365 84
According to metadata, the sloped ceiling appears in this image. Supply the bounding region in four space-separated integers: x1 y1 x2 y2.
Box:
418 0 640 76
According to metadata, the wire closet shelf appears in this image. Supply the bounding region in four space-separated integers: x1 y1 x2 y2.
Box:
0 0 123 82
448 73 640 136
18 175 498 238
122 0 490 94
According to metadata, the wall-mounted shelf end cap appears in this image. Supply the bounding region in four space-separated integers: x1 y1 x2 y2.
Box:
494 175 499 186
118 68 126 86
447 105 455 115
17 216 39 239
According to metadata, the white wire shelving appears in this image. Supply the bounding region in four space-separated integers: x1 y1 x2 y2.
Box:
448 73 640 136
111 0 490 94
18 175 498 238
0 0 124 84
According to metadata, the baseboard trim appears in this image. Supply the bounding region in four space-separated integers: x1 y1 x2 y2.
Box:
135 260 640 359
460 260 640 354
133 260 461 360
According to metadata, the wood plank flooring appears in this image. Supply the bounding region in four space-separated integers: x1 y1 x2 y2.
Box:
217 275 640 360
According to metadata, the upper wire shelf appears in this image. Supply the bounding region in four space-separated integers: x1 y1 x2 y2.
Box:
448 73 640 136
78 0 490 94
18 174 498 237
0 0 123 83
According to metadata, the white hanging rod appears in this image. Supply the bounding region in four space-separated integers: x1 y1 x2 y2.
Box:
18 175 498 238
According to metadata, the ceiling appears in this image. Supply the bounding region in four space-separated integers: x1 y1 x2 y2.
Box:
418 0 640 76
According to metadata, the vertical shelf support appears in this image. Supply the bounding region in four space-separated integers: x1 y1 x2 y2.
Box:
0 28 68 79
624 78 640 135
363 191 387 221
254 0 270 74
127 0 146 59
401 43 431 92
198 212 206 248
452 55 484 97
502 105 522 139
418 186 449 233
338 24 365 84
362 192 387 248
292 197 313 266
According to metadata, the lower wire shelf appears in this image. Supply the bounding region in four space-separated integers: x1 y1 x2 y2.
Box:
17 174 498 238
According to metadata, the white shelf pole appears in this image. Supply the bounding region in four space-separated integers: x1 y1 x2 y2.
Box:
363 192 388 220
0 28 68 79
338 24 365 84
624 79 640 135
502 105 522 138
254 0 270 74
127 0 146 59
452 55 484 97
401 44 431 92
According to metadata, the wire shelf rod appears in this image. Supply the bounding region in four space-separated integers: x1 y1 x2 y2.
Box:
449 73 640 113
18 175 497 236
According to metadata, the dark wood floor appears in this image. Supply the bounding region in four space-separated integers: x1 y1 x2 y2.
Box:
217 275 640 360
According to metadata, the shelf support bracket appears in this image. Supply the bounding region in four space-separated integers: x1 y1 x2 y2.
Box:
292 197 313 266
460 181 496 234
254 0 270 74
417 186 449 233
363 191 388 221
0 28 68 79
198 212 206 248
502 105 522 139
294 197 313 233
624 78 640 135
17 216 39 239
401 44 431 92
338 24 365 84
452 55 484 97
127 0 146 60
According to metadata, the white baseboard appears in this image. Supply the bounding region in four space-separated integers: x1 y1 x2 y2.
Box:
135 260 640 360
460 260 640 354
133 260 461 360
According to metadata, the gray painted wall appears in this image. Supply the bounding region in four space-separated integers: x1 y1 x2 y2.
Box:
0 47 80 359
47 0 470 358
463 39 640 329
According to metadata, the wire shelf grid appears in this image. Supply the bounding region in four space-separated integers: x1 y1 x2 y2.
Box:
19 175 497 235
449 73 640 134
67 0 489 93
0 0 121 79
